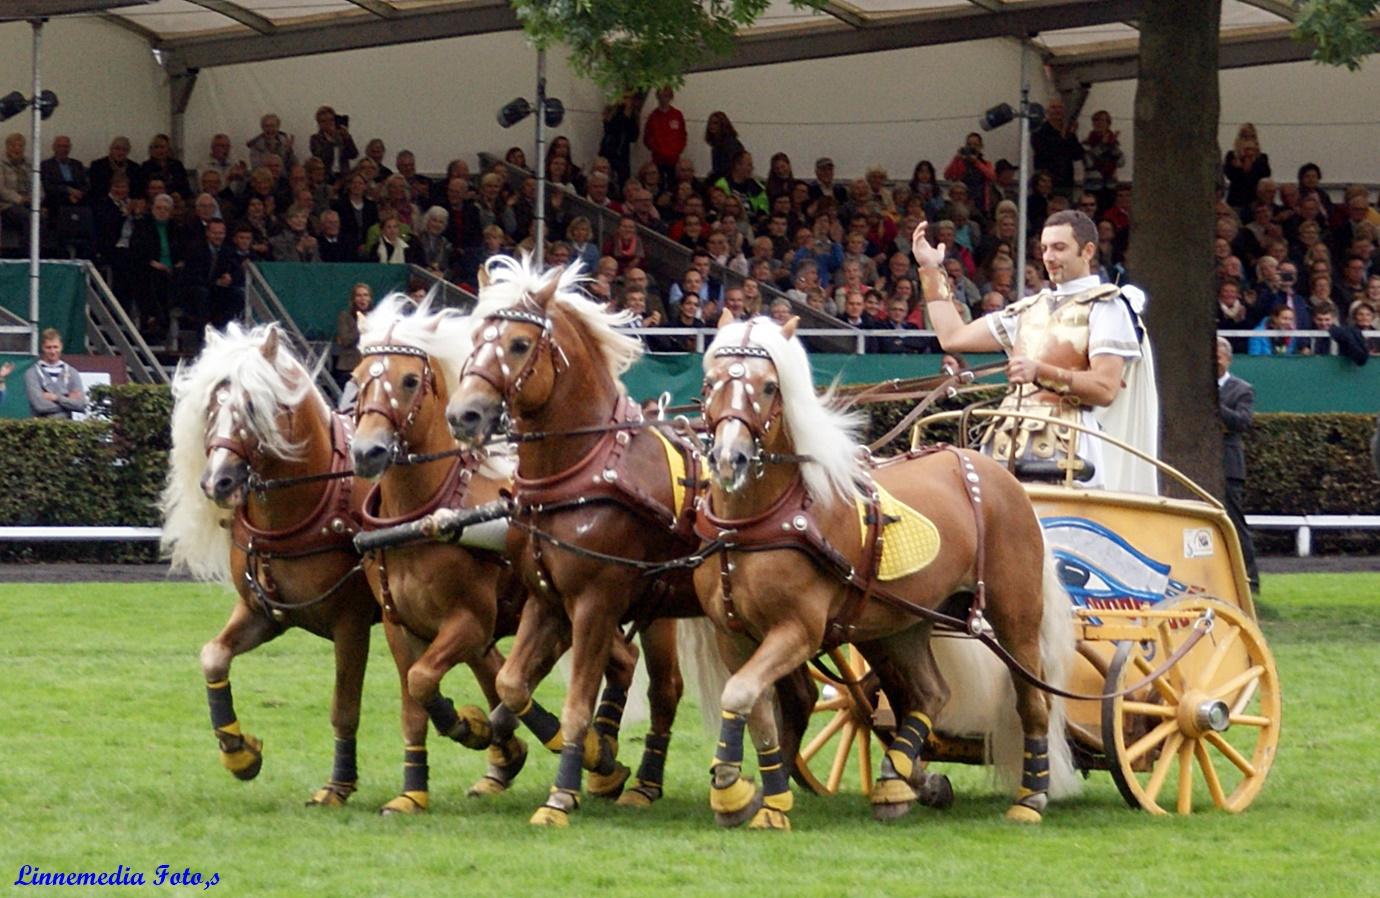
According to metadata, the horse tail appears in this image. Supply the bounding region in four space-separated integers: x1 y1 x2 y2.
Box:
930 540 1080 800
1039 538 1081 800
677 617 730 738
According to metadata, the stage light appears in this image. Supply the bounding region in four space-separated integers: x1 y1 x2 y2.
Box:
0 91 27 122
980 102 1014 132
498 98 533 129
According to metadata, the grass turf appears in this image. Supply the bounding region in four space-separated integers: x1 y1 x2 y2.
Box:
0 572 1376 897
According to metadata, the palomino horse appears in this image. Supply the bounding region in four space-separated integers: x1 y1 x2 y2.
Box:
696 318 1075 829
160 323 378 807
446 258 722 827
349 295 545 813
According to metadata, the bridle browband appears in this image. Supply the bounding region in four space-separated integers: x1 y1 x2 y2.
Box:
702 338 811 468
459 305 568 409
354 340 437 459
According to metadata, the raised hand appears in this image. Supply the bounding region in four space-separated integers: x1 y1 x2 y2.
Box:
911 221 946 270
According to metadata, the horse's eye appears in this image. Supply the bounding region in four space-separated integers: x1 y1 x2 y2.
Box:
763 381 779 396
510 337 533 354
401 372 422 391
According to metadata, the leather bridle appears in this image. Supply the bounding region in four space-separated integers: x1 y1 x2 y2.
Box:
354 343 435 457
458 306 566 409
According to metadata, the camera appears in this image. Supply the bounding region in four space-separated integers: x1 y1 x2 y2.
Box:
1280 271 1295 284
960 146 977 158
335 114 350 130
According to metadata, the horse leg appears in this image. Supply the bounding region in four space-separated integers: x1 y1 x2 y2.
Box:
584 630 637 799
379 620 432 815
462 643 530 798
306 602 373 807
492 596 568 759
200 600 279 781
615 617 682 807
711 626 812 831
993 618 1054 824
860 627 952 821
530 600 623 827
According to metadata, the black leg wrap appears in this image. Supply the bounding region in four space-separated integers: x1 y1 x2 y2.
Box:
634 732 671 789
519 699 563 751
554 741 585 793
758 746 788 798
593 685 628 740
206 681 236 731
423 695 459 736
714 712 748 768
403 747 428 794
1021 736 1051 794
332 738 358 785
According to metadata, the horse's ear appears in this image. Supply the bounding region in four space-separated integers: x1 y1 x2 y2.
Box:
781 316 800 340
533 275 559 310
717 309 735 329
477 265 491 290
261 326 280 363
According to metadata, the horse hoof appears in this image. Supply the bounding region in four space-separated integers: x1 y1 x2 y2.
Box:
470 737 528 797
1005 803 1043 824
747 807 791 831
871 777 917 821
306 781 356 808
711 773 762 829
219 734 263 781
529 805 570 827
379 791 428 816
916 773 954 811
587 762 630 799
615 780 661 808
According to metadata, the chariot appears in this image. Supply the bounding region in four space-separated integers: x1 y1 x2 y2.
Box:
794 404 1281 816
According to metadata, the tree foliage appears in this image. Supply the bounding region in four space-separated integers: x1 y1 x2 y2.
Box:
1297 0 1380 70
511 0 824 93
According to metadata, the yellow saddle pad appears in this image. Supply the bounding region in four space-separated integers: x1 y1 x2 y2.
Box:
857 483 942 581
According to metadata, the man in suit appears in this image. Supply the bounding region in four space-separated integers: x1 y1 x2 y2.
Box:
40 135 88 207
1218 337 1259 593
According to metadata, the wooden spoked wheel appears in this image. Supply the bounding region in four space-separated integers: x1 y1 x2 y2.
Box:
793 647 879 796
1102 597 1281 815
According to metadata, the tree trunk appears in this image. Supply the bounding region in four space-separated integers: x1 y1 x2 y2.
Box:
1132 0 1223 498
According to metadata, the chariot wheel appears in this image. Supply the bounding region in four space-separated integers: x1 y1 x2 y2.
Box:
793 647 879 796
1101 596 1281 815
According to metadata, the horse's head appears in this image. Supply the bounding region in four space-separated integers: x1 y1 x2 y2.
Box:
188 325 318 506
701 317 795 493
349 296 464 480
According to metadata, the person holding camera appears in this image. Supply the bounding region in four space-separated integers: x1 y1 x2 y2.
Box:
943 133 997 215
310 105 358 181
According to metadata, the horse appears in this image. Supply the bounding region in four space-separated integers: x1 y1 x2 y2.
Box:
445 257 743 827
160 323 379 807
346 294 554 813
695 316 1076 829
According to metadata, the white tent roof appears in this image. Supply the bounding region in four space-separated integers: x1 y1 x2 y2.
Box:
2 0 1365 84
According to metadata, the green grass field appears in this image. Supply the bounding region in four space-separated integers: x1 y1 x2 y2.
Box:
2 573 1378 897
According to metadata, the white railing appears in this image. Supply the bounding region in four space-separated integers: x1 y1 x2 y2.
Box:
1245 514 1380 557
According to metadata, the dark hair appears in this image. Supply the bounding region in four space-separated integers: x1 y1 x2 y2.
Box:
1043 209 1098 251
1298 162 1322 181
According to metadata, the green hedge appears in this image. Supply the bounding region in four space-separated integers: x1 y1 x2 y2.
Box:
0 386 1375 559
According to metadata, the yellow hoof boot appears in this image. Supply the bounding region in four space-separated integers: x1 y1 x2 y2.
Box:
615 780 660 808
747 807 792 831
1006 788 1046 824
379 791 428 815
467 776 507 798
218 733 264 781
871 777 918 821
469 738 528 797
587 762 631 799
448 704 492 750
711 773 761 829
306 781 356 807
1006 803 1043 824
529 805 570 828
582 730 619 772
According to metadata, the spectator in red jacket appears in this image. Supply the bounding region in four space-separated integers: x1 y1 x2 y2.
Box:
643 88 687 189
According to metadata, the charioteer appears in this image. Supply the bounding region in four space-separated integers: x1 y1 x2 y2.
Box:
912 211 1158 492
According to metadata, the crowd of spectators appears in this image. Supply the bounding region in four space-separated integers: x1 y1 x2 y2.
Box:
3 94 1376 357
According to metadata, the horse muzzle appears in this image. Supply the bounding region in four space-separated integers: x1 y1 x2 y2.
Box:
446 392 503 446
350 433 394 480
708 436 753 494
201 459 248 508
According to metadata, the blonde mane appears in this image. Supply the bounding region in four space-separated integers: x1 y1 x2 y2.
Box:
473 255 643 383
706 318 865 508
159 323 327 584
357 293 476 393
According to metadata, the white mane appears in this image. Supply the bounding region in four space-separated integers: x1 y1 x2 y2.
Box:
159 323 327 584
706 318 865 508
473 255 643 383
357 293 476 394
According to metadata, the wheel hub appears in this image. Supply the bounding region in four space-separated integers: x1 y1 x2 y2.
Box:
1178 690 1230 738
